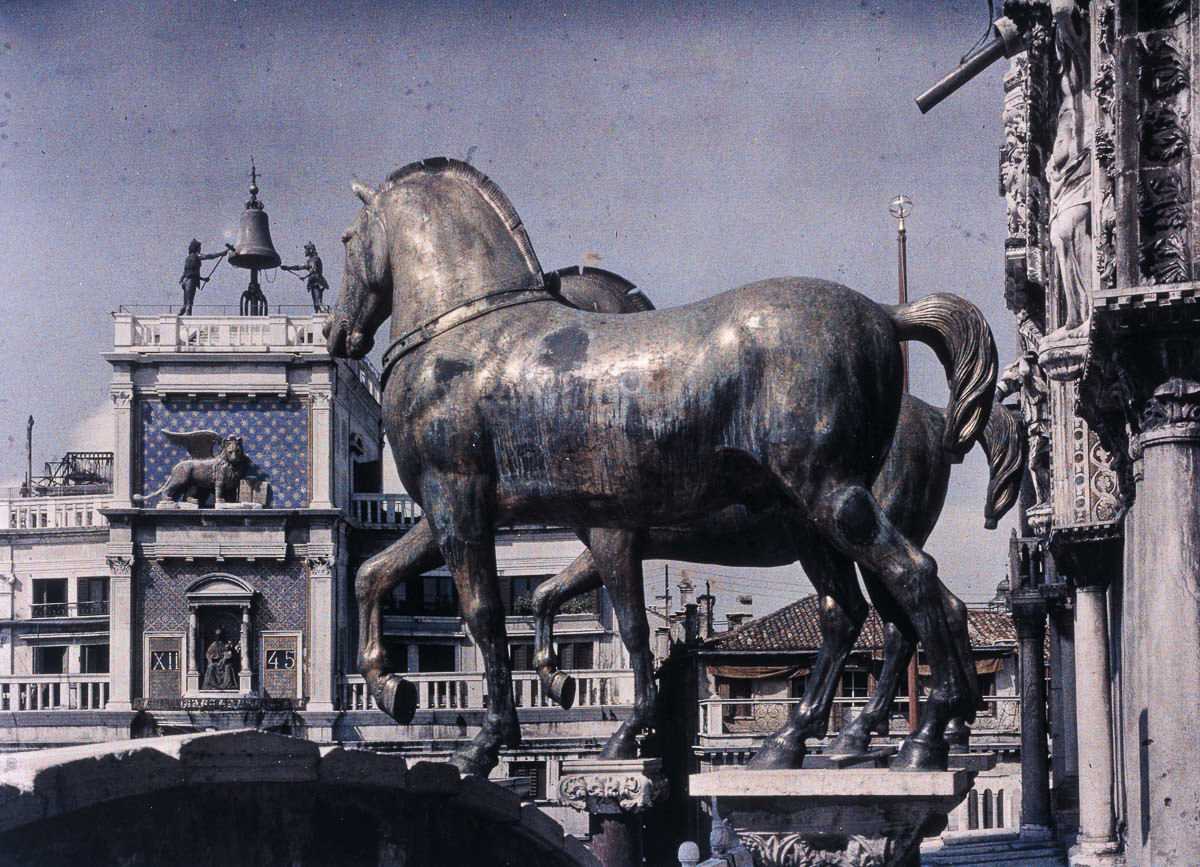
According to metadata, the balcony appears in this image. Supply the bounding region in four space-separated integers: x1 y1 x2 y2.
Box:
110 308 380 401
698 695 1021 741
29 600 110 619
0 492 110 531
338 669 634 712
351 493 423 529
0 675 110 710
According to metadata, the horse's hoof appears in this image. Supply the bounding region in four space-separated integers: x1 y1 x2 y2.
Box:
892 735 949 771
828 731 871 757
945 719 971 750
373 674 418 725
747 734 806 770
549 671 577 709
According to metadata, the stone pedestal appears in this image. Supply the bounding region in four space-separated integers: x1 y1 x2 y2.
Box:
689 768 975 867
558 758 667 867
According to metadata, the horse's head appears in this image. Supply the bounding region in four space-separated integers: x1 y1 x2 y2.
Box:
325 180 393 359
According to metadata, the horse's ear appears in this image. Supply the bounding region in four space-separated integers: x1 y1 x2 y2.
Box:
351 180 377 206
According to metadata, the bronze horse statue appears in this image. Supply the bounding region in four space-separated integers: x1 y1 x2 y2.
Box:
525 267 1023 757
325 157 998 776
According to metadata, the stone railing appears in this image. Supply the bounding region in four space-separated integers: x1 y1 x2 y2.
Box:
0 493 110 530
339 669 634 712
0 675 110 710
698 695 1020 739
350 494 424 528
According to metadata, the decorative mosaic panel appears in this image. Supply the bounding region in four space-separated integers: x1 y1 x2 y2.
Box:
140 398 310 508
139 560 307 636
147 636 182 700
262 634 299 698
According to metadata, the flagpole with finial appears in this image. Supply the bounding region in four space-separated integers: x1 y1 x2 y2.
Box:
890 192 921 734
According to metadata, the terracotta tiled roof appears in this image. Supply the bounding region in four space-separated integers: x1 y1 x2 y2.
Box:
703 594 1017 653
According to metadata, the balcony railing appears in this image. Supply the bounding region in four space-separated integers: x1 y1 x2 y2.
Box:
29 600 110 619
0 675 110 710
338 669 634 712
0 493 110 530
351 494 424 528
698 695 1021 739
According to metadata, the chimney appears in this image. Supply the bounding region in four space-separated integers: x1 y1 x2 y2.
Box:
677 572 695 608
725 594 754 630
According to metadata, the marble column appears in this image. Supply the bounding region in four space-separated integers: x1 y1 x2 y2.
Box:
238 605 253 693
186 606 197 691
105 555 134 711
307 554 335 711
1119 379 1200 866
558 758 666 867
1071 582 1119 866
1010 589 1052 838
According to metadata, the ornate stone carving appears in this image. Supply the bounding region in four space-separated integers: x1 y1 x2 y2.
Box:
557 759 667 814
740 831 894 867
306 554 335 579
106 556 133 577
111 390 133 408
1140 378 1200 433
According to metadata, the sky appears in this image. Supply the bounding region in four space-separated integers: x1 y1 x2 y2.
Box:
0 0 1018 613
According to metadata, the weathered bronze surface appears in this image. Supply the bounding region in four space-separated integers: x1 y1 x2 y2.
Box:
282 242 329 312
131 429 248 507
326 157 998 776
178 239 231 316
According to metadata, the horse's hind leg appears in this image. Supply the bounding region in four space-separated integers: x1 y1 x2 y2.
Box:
749 530 866 769
588 530 656 760
355 517 442 723
532 550 603 710
805 483 971 770
830 616 914 756
941 585 979 748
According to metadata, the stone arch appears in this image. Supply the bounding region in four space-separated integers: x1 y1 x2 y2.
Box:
0 730 598 867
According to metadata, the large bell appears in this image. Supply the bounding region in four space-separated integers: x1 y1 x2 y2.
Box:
228 202 282 271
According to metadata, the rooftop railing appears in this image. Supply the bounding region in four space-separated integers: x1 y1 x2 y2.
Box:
0 492 110 530
351 493 424 528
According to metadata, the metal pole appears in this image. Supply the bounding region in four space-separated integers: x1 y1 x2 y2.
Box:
25 416 34 496
890 195 920 734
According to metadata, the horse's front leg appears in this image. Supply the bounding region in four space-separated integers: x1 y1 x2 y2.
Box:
433 508 518 777
532 549 604 709
355 517 442 723
830 617 913 756
587 530 655 760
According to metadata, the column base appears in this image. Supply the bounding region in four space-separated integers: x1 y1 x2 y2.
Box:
1021 824 1055 842
1069 836 1123 867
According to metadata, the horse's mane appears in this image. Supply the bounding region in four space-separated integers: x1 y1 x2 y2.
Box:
381 157 542 282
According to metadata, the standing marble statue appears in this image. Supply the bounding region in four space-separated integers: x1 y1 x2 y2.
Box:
282 242 329 312
997 310 1050 507
1046 0 1093 339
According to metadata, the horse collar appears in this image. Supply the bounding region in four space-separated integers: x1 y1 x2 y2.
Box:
379 285 555 389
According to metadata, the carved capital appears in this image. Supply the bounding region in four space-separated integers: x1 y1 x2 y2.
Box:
557 760 667 814
1139 378 1200 443
106 556 133 577
111 390 133 408
306 554 334 579
740 830 898 867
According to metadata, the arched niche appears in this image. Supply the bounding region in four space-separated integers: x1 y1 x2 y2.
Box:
184 574 255 696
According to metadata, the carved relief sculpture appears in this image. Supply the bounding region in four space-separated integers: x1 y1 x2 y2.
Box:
201 628 239 691
1045 0 1093 344
997 310 1051 511
133 430 250 508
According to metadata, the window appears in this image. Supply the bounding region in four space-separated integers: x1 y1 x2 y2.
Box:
978 673 997 698
33 646 67 674
417 643 456 673
81 644 109 674
789 673 810 699
510 642 535 672
721 678 754 721
510 575 551 614
31 579 68 618
422 576 456 615
508 760 547 799
382 640 410 673
557 641 594 670
78 577 109 615
840 670 870 699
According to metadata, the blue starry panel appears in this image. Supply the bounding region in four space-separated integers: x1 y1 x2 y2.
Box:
140 399 310 508
140 560 308 634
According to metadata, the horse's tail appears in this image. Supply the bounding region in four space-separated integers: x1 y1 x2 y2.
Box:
979 402 1024 529
889 294 997 461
